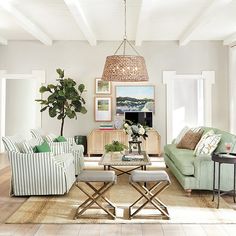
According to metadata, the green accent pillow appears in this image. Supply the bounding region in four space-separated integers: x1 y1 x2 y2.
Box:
54 136 67 142
35 141 51 153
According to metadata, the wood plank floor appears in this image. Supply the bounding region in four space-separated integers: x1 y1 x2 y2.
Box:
0 153 236 235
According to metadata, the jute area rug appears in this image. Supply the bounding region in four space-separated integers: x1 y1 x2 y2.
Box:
6 166 236 224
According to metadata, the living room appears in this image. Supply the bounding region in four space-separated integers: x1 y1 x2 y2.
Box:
0 0 236 235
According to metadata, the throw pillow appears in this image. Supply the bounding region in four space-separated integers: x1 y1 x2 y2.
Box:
54 136 67 142
174 126 189 144
35 141 51 153
194 130 221 156
45 133 57 143
176 130 203 150
19 141 34 153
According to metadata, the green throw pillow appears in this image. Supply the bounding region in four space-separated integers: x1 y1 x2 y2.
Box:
35 141 51 153
54 136 67 142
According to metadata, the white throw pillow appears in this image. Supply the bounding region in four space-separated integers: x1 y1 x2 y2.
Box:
194 130 221 156
45 133 57 143
174 126 189 144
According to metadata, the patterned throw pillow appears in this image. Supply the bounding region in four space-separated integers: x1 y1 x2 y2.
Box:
194 130 221 156
176 130 203 150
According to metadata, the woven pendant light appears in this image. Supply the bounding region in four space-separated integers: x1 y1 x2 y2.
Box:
102 0 149 82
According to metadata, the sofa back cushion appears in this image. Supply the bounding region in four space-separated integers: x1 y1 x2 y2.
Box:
2 136 20 152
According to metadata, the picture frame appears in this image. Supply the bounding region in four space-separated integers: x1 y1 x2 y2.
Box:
94 96 112 122
115 85 155 114
95 78 111 94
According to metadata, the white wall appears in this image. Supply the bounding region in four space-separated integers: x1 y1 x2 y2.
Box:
229 46 236 134
5 79 36 136
0 40 229 148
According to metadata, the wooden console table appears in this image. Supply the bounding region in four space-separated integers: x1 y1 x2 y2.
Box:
87 129 161 156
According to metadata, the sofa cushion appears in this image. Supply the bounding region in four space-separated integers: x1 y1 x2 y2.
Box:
164 144 195 176
176 130 203 150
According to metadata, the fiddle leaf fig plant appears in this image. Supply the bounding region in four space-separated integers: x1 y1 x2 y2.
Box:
36 68 87 136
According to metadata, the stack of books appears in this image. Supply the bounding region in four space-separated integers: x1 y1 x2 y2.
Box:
122 154 144 161
99 124 114 130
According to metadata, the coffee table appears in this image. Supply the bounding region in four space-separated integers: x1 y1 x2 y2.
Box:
99 151 151 176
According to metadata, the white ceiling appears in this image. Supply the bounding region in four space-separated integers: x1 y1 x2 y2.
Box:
0 0 235 46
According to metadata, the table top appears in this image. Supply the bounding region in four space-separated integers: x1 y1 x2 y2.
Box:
212 152 236 164
99 151 151 166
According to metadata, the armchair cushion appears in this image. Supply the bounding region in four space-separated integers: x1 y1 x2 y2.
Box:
54 136 67 142
35 141 51 153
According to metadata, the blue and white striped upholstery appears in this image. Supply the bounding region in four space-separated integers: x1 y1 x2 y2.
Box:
30 129 84 175
2 134 76 196
8 151 75 196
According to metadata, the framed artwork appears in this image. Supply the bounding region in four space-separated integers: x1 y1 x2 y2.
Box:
115 85 155 114
95 78 111 94
94 96 112 121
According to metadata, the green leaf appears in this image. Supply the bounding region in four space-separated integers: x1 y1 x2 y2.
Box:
48 84 56 89
57 114 64 120
78 84 85 93
58 90 64 96
39 86 48 93
40 106 48 112
49 107 57 117
80 106 87 114
56 68 64 78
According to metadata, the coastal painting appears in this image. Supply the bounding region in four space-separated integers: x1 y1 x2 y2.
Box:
115 85 155 114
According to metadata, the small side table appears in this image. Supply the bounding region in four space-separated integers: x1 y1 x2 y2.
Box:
212 152 236 208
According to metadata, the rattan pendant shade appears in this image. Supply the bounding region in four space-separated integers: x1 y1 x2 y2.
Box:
102 55 148 82
101 0 149 82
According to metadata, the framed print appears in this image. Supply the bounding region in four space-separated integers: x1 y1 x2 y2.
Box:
95 78 111 94
94 97 112 121
116 85 155 114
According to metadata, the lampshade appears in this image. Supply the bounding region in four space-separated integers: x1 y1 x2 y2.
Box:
101 0 149 82
102 55 148 82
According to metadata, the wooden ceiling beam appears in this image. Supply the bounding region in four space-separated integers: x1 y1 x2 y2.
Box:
179 0 232 46
0 1 52 45
64 0 97 46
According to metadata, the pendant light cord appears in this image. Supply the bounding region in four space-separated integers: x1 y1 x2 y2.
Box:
113 0 141 56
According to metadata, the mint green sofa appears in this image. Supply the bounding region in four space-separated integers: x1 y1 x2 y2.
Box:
164 127 236 194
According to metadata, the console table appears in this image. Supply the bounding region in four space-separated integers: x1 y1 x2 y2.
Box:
87 129 161 156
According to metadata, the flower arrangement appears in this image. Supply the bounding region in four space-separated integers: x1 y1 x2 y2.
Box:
123 120 148 141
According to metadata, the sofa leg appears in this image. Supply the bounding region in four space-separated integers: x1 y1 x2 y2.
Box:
185 189 192 197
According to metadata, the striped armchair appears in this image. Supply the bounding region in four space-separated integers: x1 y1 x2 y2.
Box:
2 135 75 196
30 129 84 175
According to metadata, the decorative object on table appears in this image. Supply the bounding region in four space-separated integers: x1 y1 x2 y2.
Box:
104 140 128 154
99 123 114 130
35 68 87 136
95 78 111 94
101 0 148 82
123 120 148 154
94 96 112 122
116 85 155 114
122 154 144 161
114 114 124 129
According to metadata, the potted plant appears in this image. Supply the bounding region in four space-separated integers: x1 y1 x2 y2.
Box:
105 140 128 156
36 68 87 136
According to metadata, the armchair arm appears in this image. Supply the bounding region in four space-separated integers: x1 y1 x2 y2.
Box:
8 151 68 196
49 142 71 154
